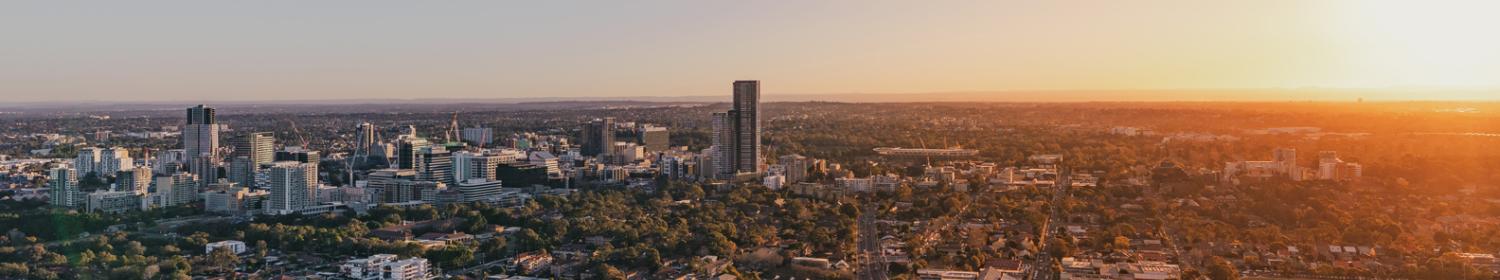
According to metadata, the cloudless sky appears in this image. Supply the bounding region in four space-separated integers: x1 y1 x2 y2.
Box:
3 0 1498 102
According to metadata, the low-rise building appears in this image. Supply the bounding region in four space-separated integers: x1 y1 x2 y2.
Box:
87 190 142 213
341 254 433 280
206 240 247 255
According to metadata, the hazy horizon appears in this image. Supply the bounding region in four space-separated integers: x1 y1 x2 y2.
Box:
7 88 1500 106
4 0 1499 102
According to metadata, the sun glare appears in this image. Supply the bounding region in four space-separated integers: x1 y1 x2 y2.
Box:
1332 0 1500 88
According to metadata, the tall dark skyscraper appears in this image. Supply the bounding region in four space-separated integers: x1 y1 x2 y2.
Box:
581 117 615 157
731 80 761 174
711 80 762 179
396 136 430 169
184 105 220 176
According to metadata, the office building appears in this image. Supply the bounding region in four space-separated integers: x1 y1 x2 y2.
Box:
415 146 452 185
368 169 444 204
397 137 431 169
528 151 562 179
640 125 669 153
453 151 503 183
234 132 276 164
453 179 505 202
227 156 257 188
49 167 81 208
191 153 222 186
580 117 615 157
275 148 320 164
268 161 318 214
183 105 220 174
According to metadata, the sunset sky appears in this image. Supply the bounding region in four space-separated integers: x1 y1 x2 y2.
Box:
3 0 1498 102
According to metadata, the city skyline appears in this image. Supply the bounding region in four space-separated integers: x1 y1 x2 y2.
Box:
5 1 1500 278
4 1 1500 102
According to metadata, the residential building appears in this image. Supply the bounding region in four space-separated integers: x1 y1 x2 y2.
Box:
75 147 101 176
98 147 133 176
205 240 247 255
115 167 152 194
778 154 809 183
49 167 81 208
341 254 433 280
268 161 318 214
152 172 198 207
729 80 762 174
87 190 142 213
205 186 254 214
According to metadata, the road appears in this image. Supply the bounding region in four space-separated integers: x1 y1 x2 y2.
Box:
450 259 509 276
855 206 888 280
1026 167 1071 280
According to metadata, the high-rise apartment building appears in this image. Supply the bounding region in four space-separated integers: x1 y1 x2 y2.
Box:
116 167 152 194
75 147 101 176
268 161 318 214
49 167 81 207
152 172 199 207
99 147 133 176
705 81 763 180
711 112 734 179
730 80 761 174
779 154 809 183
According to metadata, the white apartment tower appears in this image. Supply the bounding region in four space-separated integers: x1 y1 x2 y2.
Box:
268 161 318 214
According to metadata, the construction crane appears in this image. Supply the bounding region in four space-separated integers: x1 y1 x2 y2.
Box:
287 119 310 149
444 112 460 144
